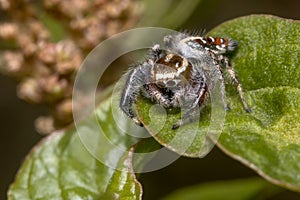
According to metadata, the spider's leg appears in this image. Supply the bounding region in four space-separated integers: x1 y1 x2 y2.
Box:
143 83 171 107
204 52 230 111
222 56 251 112
172 68 207 129
172 86 207 130
120 61 152 126
217 65 231 111
149 44 164 60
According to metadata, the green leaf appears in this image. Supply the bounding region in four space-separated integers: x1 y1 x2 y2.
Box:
136 15 300 191
8 96 148 200
162 178 282 200
210 15 300 191
137 98 216 157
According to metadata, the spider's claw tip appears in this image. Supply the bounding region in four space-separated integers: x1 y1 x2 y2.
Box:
245 108 252 113
132 118 143 127
172 123 180 130
225 106 231 111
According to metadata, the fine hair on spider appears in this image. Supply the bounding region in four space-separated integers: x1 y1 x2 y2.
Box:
120 32 251 130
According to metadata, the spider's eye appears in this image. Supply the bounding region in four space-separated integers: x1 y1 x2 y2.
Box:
166 80 177 87
156 81 165 88
206 37 213 43
175 62 180 68
194 38 204 45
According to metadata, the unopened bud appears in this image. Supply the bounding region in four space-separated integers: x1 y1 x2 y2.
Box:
16 34 37 56
40 75 69 102
0 0 10 10
0 23 18 39
28 20 50 40
17 78 43 103
35 116 55 135
1 51 25 76
37 41 57 64
54 99 73 124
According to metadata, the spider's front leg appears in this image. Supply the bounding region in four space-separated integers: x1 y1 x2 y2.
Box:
120 61 153 126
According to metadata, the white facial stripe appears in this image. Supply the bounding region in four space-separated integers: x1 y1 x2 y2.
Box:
156 73 175 80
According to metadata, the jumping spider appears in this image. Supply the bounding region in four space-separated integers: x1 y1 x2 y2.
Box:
120 32 251 129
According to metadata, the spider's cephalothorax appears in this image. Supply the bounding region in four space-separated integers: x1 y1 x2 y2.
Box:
120 33 251 129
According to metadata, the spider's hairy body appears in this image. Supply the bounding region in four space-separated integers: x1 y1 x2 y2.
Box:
120 32 250 129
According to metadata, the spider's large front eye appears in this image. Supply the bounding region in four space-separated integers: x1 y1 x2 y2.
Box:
156 81 165 88
156 80 178 88
206 37 214 44
166 80 177 87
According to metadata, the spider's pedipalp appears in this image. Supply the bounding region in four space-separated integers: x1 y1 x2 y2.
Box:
143 83 171 107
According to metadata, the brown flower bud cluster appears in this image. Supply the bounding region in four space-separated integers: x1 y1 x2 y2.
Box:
0 0 141 134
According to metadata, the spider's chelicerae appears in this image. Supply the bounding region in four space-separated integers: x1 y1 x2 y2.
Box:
120 32 251 129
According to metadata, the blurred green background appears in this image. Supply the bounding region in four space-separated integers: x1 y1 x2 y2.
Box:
1 0 300 199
